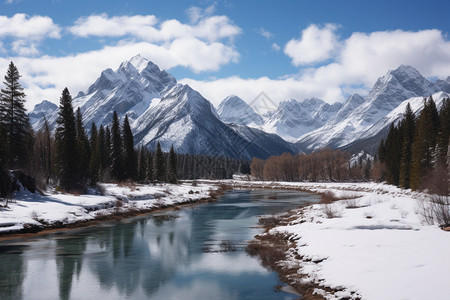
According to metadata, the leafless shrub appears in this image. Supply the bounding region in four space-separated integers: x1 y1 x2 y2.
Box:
418 195 450 227
344 198 359 209
320 191 338 204
322 204 342 218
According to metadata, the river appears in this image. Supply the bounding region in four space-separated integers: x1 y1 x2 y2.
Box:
0 189 319 300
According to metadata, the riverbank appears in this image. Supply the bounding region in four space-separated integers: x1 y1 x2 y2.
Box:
226 180 449 300
0 181 223 240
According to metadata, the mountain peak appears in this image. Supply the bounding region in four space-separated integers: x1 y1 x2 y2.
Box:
217 94 264 126
128 54 150 73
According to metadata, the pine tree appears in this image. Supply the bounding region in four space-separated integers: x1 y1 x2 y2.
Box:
98 125 106 173
384 123 402 186
437 97 450 168
399 103 415 188
410 96 440 190
166 145 177 184
137 146 147 182
76 108 90 185
153 142 165 182
110 111 123 181
146 152 153 182
89 123 100 186
122 115 136 181
0 62 32 169
378 139 386 163
55 88 78 191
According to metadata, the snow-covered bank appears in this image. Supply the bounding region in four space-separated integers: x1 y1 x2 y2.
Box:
0 182 219 235
224 180 449 300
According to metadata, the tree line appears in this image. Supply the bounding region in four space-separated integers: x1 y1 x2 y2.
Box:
250 148 371 182
0 62 246 195
378 96 449 194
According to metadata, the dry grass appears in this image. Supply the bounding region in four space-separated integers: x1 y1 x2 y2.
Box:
321 204 342 218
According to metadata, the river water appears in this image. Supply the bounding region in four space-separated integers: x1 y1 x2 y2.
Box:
0 189 319 300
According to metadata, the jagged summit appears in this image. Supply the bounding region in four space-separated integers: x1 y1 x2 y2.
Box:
217 95 264 126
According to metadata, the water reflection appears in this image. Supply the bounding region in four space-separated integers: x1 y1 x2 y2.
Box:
0 190 318 299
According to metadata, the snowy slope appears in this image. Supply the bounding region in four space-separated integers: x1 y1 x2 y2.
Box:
217 95 264 126
29 100 58 129
298 65 450 151
360 91 449 140
29 55 297 160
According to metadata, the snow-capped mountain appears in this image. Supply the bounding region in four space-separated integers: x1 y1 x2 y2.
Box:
217 95 264 126
297 65 450 151
262 97 342 142
30 55 294 160
29 100 58 128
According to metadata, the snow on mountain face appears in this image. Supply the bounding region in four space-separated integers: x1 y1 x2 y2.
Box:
217 95 264 126
29 100 58 129
133 84 293 159
297 65 449 151
29 55 295 160
262 97 339 142
360 91 449 140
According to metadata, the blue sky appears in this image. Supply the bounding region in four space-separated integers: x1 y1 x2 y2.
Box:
1 0 450 109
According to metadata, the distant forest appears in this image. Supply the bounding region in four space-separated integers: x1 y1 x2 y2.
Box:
0 62 248 195
250 95 450 195
378 96 449 195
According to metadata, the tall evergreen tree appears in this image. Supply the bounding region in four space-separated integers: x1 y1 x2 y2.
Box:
89 123 100 186
399 103 415 188
410 96 440 190
146 152 153 182
98 125 106 173
137 146 147 182
153 142 165 182
378 139 386 163
76 108 90 184
166 145 177 184
55 88 78 191
0 62 32 169
110 111 123 181
384 123 402 185
122 115 136 180
437 97 450 168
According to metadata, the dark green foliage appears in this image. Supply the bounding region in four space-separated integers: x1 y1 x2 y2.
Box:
384 123 402 185
110 111 123 181
76 108 90 185
55 88 79 191
122 115 136 181
381 95 447 191
146 152 153 182
137 146 147 182
153 142 165 182
410 97 440 190
89 123 100 186
436 97 450 167
0 61 32 169
166 145 177 184
399 103 415 188
377 139 386 163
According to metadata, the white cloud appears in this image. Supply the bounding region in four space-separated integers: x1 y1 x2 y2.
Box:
258 27 273 40
69 14 158 38
271 43 280 51
0 38 239 110
181 76 344 108
183 28 450 108
68 13 241 43
299 28 450 93
284 24 339 66
187 4 216 23
11 40 40 56
0 13 61 40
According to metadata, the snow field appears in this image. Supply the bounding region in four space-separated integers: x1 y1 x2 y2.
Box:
0 182 216 234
